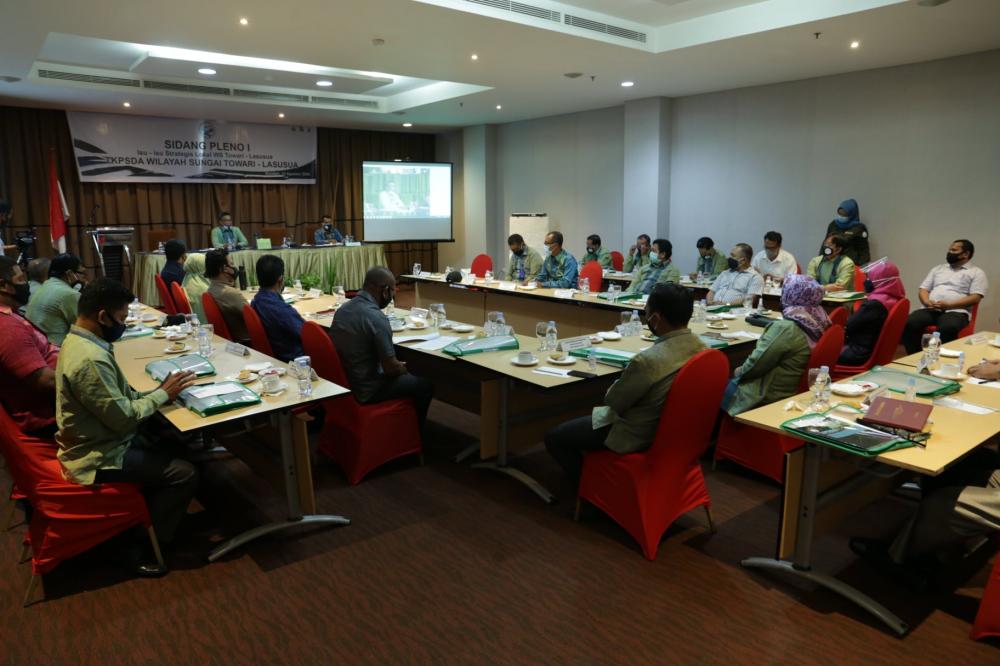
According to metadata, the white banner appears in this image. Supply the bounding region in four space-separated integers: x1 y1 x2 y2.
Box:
66 111 316 184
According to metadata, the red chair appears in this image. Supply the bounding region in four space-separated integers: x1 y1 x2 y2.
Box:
301 322 422 484
576 350 729 560
243 304 275 357
0 404 161 606
170 282 192 315
925 302 979 340
610 251 624 272
154 274 177 315
853 266 865 292
829 307 849 328
578 261 604 292
832 298 909 380
470 254 493 278
714 325 845 483
972 547 1000 640
201 292 233 341
796 262 802 275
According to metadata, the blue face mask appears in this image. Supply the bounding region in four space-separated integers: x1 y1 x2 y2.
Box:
835 215 849 223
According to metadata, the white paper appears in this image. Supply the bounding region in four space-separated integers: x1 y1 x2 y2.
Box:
413 336 458 351
533 366 572 378
188 384 245 399
394 333 440 344
721 331 762 340
966 378 1000 390
933 396 997 415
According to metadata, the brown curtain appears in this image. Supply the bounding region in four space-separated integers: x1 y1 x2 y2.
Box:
0 105 438 276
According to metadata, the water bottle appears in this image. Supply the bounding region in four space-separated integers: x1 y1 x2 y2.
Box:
129 297 140 319
927 331 941 368
294 279 303 295
629 310 641 337
904 377 917 402
587 348 598 372
957 352 966 374
295 356 313 398
545 321 558 351
198 327 212 357
692 300 703 324
811 365 830 410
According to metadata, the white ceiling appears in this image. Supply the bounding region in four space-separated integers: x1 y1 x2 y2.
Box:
0 0 998 132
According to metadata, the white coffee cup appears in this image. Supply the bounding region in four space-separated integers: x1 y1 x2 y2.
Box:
517 351 534 364
261 371 281 393
939 363 960 378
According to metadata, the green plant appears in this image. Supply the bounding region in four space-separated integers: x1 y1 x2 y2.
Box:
297 273 322 291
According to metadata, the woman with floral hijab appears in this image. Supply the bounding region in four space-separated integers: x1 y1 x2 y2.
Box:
722 274 832 416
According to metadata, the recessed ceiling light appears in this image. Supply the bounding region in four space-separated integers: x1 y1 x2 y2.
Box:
402 122 413 127
239 17 249 26
621 81 635 88
471 54 479 61
122 101 131 108
850 40 860 49
278 112 285 118
316 80 333 87
496 104 502 110
198 68 217 75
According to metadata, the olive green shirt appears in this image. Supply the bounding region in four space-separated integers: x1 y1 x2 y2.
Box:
581 246 613 270
592 328 706 454
725 319 811 417
25 278 80 346
807 254 856 291
504 246 544 281
211 225 249 248
625 261 681 295
696 249 729 279
623 251 650 273
56 326 169 484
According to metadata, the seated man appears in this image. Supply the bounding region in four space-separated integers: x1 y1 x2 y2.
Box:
313 214 344 244
536 231 578 289
806 233 855 293
251 254 306 361
902 239 987 353
503 233 543 282
706 243 763 306
581 234 613 270
330 267 434 427
544 284 705 481
160 239 187 291
0 256 59 437
623 234 651 272
625 238 680 295
691 236 728 280
26 253 87 345
210 211 249 249
751 231 798 283
56 279 197 571
21 256 50 315
205 250 251 346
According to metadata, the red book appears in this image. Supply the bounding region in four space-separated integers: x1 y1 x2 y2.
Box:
860 396 932 433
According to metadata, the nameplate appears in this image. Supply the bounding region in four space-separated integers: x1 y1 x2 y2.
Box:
225 342 249 357
345 242 362 247
256 239 272 250
308 288 323 298
553 289 575 299
559 335 592 352
409 307 429 320
498 281 516 291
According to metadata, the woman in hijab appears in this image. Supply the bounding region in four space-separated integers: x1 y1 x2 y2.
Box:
182 253 210 324
722 275 831 416
839 260 905 365
823 198 870 266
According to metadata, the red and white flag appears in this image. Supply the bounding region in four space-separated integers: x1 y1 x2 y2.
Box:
48 150 69 254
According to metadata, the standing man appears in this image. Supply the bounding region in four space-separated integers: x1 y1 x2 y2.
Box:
251 255 306 362
331 267 434 428
205 250 251 347
582 234 613 270
160 239 187 291
624 234 651 273
503 233 543 283
752 231 798 283
210 211 248 249
313 215 344 244
902 239 987 352
626 239 681 295
807 234 855 293
26 253 87 345
692 237 728 280
706 243 764 306
536 231 578 289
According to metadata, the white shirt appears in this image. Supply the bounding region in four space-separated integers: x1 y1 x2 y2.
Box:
920 262 988 314
751 248 798 280
710 269 764 305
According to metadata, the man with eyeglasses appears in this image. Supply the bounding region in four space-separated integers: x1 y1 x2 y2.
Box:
26 253 88 345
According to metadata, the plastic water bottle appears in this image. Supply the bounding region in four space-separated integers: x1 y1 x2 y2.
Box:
198 326 211 357
957 351 966 374
811 365 830 410
904 377 917 402
927 331 941 368
629 310 641 336
545 321 558 351
294 279 303 295
129 297 140 319
295 356 313 398
588 348 598 372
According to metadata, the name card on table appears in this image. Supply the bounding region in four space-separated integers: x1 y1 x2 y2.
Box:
409 307 429 320
498 281 517 291
308 288 323 298
225 341 250 357
559 335 593 352
256 238 272 250
553 289 576 299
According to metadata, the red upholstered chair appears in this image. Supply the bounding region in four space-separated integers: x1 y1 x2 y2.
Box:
610 251 624 272
470 254 493 278
796 263 802 275
829 307 849 328
714 325 845 483
0 404 161 606
170 282 192 315
154 274 177 315
576 349 729 560
853 266 865 292
578 261 604 292
925 302 979 340
972 548 1000 640
832 298 909 381
201 292 233 341
301 322 421 484
242 304 275 357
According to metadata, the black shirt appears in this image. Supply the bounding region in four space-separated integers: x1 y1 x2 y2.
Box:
160 261 185 291
329 291 395 402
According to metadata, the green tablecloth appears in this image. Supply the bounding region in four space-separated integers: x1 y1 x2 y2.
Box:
133 245 387 305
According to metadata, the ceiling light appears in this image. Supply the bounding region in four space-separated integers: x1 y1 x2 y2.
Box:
316 80 333 87
278 112 285 118
239 17 249 26
402 122 413 127
197 68 217 75
621 81 635 88
850 40 860 49
470 54 479 61
496 105 502 110
122 102 131 108
0 75 21 83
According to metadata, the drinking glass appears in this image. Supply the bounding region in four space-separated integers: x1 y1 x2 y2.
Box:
181 314 195 334
333 285 346 303
608 284 621 303
620 311 631 332
429 303 445 328
485 270 494 282
579 277 590 294
412 262 422 276
487 311 503 336
920 333 934 351
536 321 549 351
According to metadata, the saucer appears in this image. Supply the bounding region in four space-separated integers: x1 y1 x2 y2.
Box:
510 355 539 367
152 331 168 339
227 372 258 384
939 348 961 358
261 382 287 396
405 323 428 330
706 322 728 330
452 324 474 333
547 356 576 366
589 335 604 344
164 345 191 354
640 334 657 342
830 382 871 397
598 331 622 341
141 313 159 322
931 369 967 381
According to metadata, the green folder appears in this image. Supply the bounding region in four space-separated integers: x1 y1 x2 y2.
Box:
780 409 917 457
698 335 730 349
569 347 637 368
145 354 216 382
852 366 960 397
177 381 261 417
597 291 643 301
443 335 519 357
705 304 734 313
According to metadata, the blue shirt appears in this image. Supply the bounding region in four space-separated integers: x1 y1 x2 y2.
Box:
313 226 344 244
537 249 579 289
251 289 305 362
160 261 185 291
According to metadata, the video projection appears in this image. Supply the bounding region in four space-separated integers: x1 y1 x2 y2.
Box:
362 161 453 242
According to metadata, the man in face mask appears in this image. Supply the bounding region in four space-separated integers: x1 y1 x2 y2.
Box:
56 278 197 574
0 255 60 437
313 214 344 245
707 243 763 306
751 231 798 283
205 249 251 347
536 231 579 289
25 253 87 346
503 233 543 283
581 234 613 270
902 239 987 353
624 234 651 273
806 234 855 293
626 238 681 295
211 211 248 249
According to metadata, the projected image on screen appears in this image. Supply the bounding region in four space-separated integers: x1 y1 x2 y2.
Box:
362 161 453 242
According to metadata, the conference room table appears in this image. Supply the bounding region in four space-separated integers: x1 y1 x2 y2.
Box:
114 303 352 561
133 243 387 305
681 279 866 313
733 332 1000 636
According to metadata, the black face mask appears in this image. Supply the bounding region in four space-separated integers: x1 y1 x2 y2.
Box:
512 248 524 257
946 252 963 265
323 224 333 232
726 257 739 271
863 279 875 293
5 281 30 306
100 313 127 343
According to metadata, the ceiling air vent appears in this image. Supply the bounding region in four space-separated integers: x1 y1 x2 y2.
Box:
564 15 647 43
143 80 230 95
233 89 310 102
37 69 140 87
465 0 560 22
310 96 380 109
